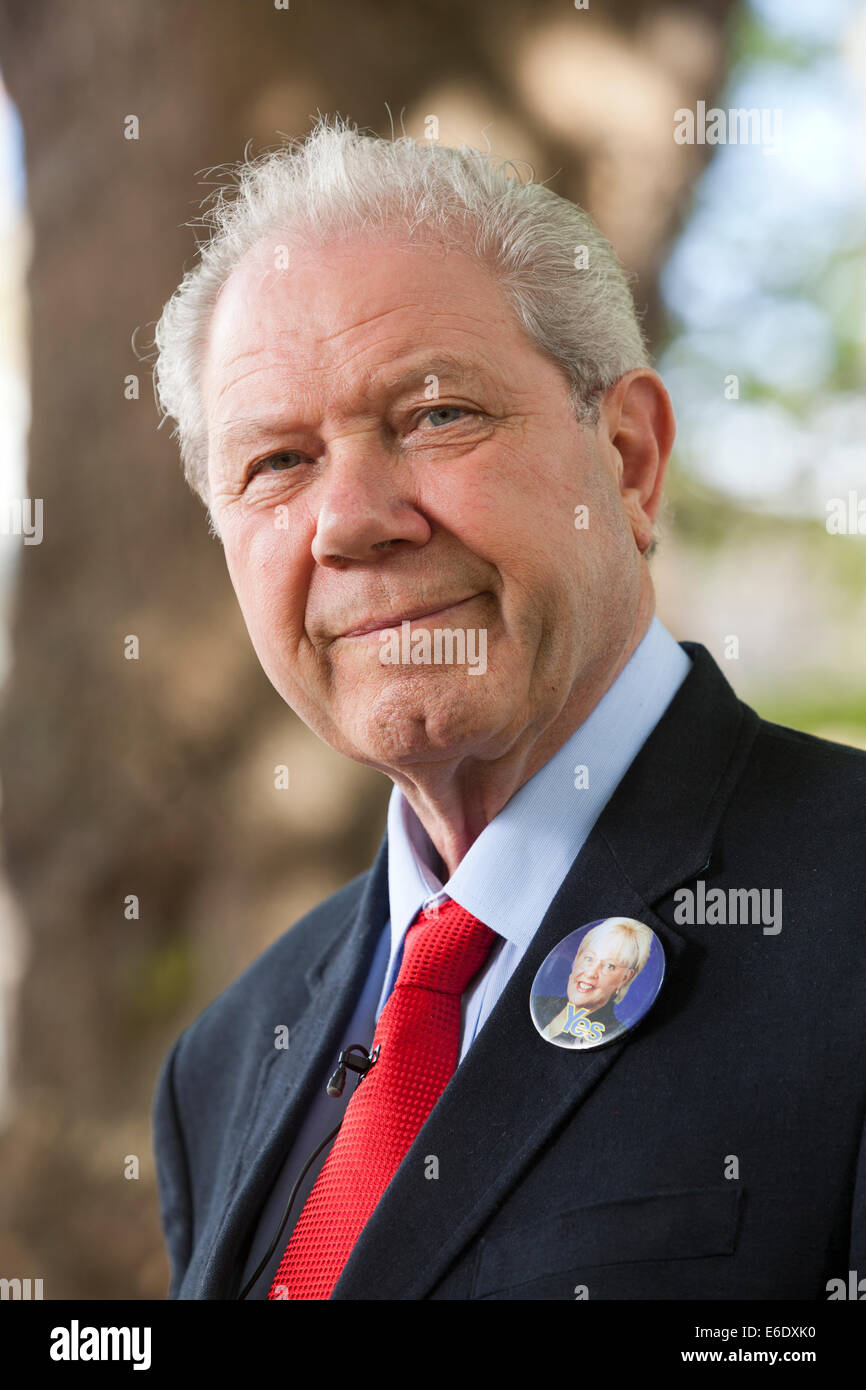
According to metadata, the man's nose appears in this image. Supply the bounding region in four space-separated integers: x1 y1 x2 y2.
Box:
311 446 431 565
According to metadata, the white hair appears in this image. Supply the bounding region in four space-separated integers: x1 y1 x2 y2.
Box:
153 113 652 531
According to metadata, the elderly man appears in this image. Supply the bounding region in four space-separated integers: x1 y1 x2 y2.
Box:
152 116 866 1301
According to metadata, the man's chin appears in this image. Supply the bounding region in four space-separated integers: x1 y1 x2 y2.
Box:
338 703 502 770
345 722 485 769
334 675 509 765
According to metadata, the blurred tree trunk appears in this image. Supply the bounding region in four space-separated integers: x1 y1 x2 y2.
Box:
0 0 735 1298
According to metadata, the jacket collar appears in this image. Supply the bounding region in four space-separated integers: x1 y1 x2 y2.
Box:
594 640 756 901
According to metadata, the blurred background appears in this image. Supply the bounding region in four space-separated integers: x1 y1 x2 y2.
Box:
0 0 862 1298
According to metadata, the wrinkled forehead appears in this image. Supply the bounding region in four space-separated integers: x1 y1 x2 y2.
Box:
200 231 534 432
206 231 508 364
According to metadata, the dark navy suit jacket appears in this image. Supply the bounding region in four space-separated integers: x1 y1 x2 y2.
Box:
152 643 866 1299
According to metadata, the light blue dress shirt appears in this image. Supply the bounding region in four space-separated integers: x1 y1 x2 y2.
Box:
239 616 691 1296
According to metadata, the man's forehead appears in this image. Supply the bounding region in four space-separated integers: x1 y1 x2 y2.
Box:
212 230 503 331
203 236 521 430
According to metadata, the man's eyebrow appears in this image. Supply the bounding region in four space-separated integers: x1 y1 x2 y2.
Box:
213 418 288 455
377 354 489 392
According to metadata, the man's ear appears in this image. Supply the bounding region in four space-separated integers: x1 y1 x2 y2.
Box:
600 369 675 555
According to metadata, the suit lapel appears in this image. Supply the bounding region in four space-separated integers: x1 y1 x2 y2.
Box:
192 840 390 1298
331 644 760 1299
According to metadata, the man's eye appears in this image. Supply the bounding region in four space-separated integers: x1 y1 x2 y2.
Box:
249 451 303 478
419 406 469 428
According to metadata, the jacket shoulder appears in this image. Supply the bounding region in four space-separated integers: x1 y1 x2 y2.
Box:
747 713 866 795
722 710 866 873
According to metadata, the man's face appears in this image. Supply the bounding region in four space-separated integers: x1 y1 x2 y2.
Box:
566 931 635 1014
202 232 645 772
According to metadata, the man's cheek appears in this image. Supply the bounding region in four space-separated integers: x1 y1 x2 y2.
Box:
240 582 297 667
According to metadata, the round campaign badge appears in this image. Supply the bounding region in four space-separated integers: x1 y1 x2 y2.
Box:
529 917 665 1051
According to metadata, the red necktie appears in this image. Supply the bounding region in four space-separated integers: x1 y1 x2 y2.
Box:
268 897 498 1300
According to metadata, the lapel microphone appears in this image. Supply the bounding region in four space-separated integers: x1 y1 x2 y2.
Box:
236 1041 380 1299
327 1042 381 1096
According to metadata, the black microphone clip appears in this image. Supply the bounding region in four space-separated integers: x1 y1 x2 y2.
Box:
326 1042 381 1097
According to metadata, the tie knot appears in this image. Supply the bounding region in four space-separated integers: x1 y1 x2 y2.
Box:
397 898 498 996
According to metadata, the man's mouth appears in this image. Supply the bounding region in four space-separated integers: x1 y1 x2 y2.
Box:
337 593 481 640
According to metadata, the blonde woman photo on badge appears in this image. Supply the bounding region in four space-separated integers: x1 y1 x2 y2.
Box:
533 918 654 1049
